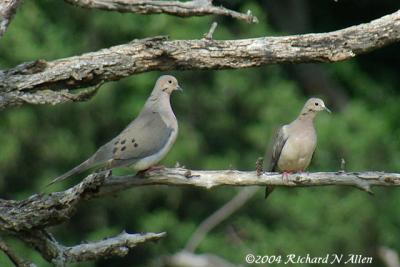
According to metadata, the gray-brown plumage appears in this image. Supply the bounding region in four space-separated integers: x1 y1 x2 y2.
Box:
264 98 331 198
48 75 182 186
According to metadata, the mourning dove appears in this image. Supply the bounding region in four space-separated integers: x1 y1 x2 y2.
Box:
48 75 182 186
264 98 330 198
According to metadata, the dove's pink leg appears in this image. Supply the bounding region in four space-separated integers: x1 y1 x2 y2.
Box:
282 171 290 184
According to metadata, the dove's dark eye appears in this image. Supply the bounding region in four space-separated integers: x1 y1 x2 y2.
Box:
315 102 319 106
168 80 172 84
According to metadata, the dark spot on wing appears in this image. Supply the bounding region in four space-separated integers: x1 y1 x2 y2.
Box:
131 138 135 143
114 140 119 145
121 139 126 145
134 143 138 148
121 146 126 151
113 147 118 154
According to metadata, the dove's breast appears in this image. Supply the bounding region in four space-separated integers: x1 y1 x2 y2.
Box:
277 125 317 172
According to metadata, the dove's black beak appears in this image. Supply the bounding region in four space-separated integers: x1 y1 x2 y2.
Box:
176 85 183 92
324 107 332 113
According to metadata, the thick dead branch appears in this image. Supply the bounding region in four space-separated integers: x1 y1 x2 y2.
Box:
64 0 257 23
1 10 399 109
0 171 108 232
17 229 165 265
0 0 22 38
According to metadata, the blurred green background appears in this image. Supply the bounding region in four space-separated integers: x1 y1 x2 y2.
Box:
1 0 400 266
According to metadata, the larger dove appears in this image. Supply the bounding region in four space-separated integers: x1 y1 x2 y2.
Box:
48 75 182 186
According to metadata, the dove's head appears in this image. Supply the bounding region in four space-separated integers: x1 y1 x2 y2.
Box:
155 75 183 95
301 98 331 116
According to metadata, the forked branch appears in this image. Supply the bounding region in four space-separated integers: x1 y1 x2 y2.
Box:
1 168 399 265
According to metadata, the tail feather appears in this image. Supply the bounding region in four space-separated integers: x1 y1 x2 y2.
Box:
46 158 93 187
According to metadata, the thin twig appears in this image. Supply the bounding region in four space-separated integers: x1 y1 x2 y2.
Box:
17 229 165 265
63 0 258 23
0 237 36 267
203 21 218 39
0 0 22 38
184 187 258 252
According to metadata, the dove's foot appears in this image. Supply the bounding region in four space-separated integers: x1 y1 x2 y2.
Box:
146 165 165 172
137 165 165 176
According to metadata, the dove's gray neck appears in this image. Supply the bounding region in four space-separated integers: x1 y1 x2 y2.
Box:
297 108 316 123
146 90 176 124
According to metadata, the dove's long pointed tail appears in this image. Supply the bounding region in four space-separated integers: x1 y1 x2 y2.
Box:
46 158 94 187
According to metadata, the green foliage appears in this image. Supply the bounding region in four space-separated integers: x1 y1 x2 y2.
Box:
1 1 400 266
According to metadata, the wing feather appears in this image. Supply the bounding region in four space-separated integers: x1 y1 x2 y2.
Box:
92 111 173 167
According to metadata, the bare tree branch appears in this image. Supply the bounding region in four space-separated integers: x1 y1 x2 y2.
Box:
64 0 258 23
17 229 165 265
184 187 258 252
1 169 399 234
261 0 350 110
1 168 399 264
203 21 218 40
0 237 36 267
0 0 22 38
1 9 399 109
379 246 400 267
164 251 238 267
102 168 400 194
65 232 165 263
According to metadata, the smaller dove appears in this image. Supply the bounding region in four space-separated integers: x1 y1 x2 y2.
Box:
48 75 182 186
264 98 331 198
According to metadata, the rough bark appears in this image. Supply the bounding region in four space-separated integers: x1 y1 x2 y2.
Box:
1 10 399 109
101 168 400 194
63 0 258 23
2 168 400 233
17 229 165 265
1 168 399 264
63 232 166 263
